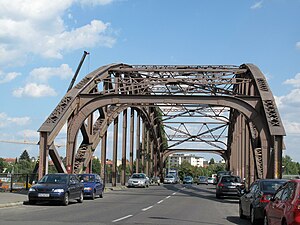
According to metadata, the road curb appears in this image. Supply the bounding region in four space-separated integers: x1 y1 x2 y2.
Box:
0 201 25 209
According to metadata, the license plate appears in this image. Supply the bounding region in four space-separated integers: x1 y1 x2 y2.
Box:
38 193 50 197
228 186 235 189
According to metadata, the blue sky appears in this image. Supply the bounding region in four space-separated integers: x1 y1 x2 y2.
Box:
1 0 300 162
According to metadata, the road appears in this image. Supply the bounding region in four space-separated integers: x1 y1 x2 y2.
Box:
0 184 251 225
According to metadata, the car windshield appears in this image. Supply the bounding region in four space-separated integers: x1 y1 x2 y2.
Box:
261 181 286 193
221 176 241 183
78 174 95 182
166 175 174 178
184 177 192 180
131 174 145 179
38 174 68 184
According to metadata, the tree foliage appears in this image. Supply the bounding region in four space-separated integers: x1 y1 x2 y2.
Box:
0 158 8 173
19 150 30 162
92 158 101 174
282 155 300 175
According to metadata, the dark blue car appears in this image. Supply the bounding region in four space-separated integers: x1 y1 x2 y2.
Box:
28 173 84 206
77 174 104 199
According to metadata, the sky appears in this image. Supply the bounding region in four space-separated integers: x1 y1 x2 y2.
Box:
0 0 300 162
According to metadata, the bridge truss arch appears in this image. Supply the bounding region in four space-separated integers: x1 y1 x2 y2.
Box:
38 63 285 186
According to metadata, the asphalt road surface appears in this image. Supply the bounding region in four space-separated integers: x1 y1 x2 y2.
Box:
0 183 251 225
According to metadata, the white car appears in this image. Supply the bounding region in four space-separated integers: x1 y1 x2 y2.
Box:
163 175 177 184
127 173 150 188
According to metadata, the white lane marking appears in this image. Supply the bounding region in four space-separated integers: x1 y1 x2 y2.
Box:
142 206 153 211
157 200 163 204
166 195 171 199
112 214 133 223
172 192 176 195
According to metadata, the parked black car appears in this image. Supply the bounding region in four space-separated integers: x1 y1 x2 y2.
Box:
77 173 104 199
239 179 287 225
216 175 243 198
28 173 84 206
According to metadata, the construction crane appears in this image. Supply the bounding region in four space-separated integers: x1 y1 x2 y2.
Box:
0 140 65 148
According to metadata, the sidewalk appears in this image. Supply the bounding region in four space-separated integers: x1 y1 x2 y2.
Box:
0 184 127 208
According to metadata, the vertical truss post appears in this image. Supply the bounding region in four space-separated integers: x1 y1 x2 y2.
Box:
146 129 150 176
141 120 145 173
101 132 107 183
121 109 127 185
112 116 118 186
135 112 141 173
274 136 283 179
86 114 93 173
38 132 49 179
129 108 134 174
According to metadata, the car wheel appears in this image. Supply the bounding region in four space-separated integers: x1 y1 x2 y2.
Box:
239 203 246 219
28 200 36 205
62 193 69 206
77 191 83 203
263 214 268 225
281 219 287 225
99 191 103 198
91 191 96 200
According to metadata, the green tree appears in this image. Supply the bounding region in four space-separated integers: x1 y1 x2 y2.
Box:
92 158 101 174
0 158 8 173
209 158 215 165
19 150 30 162
282 155 298 175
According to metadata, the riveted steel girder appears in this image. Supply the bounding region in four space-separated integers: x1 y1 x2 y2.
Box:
38 64 285 183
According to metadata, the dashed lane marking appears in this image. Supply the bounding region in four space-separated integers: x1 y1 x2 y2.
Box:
112 214 133 223
142 206 153 211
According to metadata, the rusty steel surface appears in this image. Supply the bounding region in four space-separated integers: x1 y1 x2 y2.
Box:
38 63 285 184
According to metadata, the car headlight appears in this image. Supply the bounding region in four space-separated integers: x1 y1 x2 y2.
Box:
53 189 65 193
29 187 36 192
84 187 92 191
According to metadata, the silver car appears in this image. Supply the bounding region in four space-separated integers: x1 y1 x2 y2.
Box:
127 173 150 188
163 175 177 184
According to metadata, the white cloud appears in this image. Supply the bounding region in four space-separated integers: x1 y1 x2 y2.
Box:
283 121 300 136
18 129 39 139
0 71 21 84
29 64 73 83
79 0 113 6
296 42 300 49
0 0 115 65
251 1 263 9
0 112 30 128
284 73 300 87
13 83 57 98
42 20 115 59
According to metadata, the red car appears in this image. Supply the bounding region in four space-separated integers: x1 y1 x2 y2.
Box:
264 179 300 225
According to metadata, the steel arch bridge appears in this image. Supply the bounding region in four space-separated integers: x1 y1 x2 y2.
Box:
38 63 285 186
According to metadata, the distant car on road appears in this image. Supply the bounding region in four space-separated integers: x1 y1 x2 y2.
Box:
164 174 177 184
239 179 287 224
264 179 299 225
216 171 232 184
183 176 193 184
28 173 84 206
197 176 208 185
150 176 161 186
77 173 104 199
216 175 243 199
127 173 150 188
207 177 215 184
